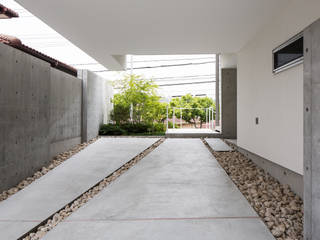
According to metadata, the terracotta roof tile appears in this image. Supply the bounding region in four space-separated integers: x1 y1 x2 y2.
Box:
0 4 19 19
0 34 77 77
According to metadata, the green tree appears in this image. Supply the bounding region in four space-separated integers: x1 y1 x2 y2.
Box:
111 74 166 124
110 93 130 124
169 94 214 128
195 97 215 127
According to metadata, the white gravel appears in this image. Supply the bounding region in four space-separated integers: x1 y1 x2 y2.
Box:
202 138 303 240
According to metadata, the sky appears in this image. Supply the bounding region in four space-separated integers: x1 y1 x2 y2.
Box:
0 0 216 101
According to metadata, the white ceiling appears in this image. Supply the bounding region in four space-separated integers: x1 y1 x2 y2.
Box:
16 0 288 70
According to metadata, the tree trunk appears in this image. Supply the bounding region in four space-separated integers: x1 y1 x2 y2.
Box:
193 119 197 128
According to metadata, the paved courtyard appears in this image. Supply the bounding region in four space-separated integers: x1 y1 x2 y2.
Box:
43 138 274 240
0 138 275 239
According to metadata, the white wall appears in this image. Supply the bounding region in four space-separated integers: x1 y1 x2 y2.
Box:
237 0 320 175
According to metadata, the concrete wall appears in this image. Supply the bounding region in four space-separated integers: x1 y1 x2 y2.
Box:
0 43 51 192
235 144 303 198
49 68 82 158
86 70 104 141
237 0 320 175
0 43 109 192
304 18 320 240
78 70 106 142
221 68 237 139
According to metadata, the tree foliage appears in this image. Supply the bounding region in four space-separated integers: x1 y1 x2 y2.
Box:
110 75 215 129
111 74 167 124
169 94 215 128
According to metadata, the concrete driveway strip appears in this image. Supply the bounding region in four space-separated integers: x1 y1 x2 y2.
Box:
44 138 275 240
205 138 233 152
0 137 159 240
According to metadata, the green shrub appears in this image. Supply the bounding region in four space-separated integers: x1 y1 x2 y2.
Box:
99 124 126 135
167 121 180 129
99 123 166 136
120 123 151 134
152 123 166 132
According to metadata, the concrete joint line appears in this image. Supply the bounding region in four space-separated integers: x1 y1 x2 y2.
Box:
2 216 260 223
61 216 260 222
19 138 165 240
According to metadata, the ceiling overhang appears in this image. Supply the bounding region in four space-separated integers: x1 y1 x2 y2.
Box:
16 0 289 70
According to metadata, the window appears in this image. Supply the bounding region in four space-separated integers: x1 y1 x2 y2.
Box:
273 33 303 73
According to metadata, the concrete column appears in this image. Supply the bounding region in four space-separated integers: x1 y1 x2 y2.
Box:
78 70 88 143
215 54 220 127
304 18 320 240
78 69 105 143
221 68 237 139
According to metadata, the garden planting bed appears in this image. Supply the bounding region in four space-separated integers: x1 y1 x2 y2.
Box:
202 138 303 240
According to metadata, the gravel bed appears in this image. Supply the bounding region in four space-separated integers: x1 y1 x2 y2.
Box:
22 138 165 240
202 138 303 240
0 138 99 203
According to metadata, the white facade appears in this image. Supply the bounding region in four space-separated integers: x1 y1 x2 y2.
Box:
237 0 320 175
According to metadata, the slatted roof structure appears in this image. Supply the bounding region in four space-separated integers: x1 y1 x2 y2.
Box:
0 34 77 77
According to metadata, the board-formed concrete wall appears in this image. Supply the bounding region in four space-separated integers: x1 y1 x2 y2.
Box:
78 69 107 142
49 68 82 159
0 43 108 192
86 71 104 141
0 43 51 192
221 68 237 139
304 18 320 240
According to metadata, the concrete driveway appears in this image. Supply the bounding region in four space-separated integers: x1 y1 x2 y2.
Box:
43 139 274 240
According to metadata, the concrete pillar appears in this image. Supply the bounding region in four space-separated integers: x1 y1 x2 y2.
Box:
78 70 88 143
221 68 237 139
304 18 320 240
215 54 220 127
78 69 105 143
